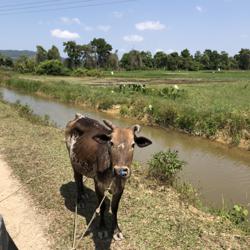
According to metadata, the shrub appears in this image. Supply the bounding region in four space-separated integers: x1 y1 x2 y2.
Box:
158 86 185 100
98 101 113 110
14 56 36 73
148 150 185 184
72 68 104 77
36 60 70 76
13 101 52 126
120 105 130 116
218 204 249 232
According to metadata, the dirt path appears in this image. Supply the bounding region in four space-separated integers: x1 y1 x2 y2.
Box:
0 155 50 250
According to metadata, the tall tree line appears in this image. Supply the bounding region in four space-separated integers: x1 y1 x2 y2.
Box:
1 38 250 71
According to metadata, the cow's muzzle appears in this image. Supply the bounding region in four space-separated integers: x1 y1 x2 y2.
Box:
113 166 131 178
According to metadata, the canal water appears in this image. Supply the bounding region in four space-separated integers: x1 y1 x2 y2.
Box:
1 87 250 210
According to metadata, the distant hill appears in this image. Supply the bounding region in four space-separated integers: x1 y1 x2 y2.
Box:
0 50 36 60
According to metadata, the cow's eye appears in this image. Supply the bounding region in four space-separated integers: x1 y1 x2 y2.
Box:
131 142 135 148
110 141 114 147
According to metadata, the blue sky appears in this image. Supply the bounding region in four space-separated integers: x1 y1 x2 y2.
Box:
0 0 250 56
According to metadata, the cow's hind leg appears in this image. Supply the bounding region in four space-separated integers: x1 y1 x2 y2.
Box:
111 191 124 241
74 169 86 208
94 180 108 239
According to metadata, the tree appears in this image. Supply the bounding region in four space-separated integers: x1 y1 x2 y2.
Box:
90 38 112 68
47 45 61 60
235 49 250 70
63 41 84 69
181 48 191 58
120 50 143 70
107 51 119 70
4 57 14 67
81 44 97 69
0 54 13 68
201 49 212 70
167 52 180 70
140 51 153 68
180 49 194 70
153 51 168 69
194 51 203 70
219 51 230 70
36 45 47 64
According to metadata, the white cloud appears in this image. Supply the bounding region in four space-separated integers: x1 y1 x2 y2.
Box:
97 25 111 32
195 6 203 12
60 17 81 24
135 21 165 31
113 11 123 18
123 34 144 42
51 29 80 39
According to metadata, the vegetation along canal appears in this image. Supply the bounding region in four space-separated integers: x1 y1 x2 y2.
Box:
1 87 250 211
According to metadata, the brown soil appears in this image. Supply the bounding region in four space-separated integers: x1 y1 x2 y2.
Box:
0 155 51 250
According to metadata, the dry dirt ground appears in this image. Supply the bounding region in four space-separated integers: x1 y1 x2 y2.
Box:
0 155 50 250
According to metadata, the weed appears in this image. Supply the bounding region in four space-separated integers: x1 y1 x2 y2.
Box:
148 150 185 184
215 204 250 233
13 100 55 126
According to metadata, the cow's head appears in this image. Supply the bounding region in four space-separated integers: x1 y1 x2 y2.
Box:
93 120 152 178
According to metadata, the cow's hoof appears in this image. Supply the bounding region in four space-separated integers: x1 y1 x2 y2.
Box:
113 232 124 241
98 230 108 239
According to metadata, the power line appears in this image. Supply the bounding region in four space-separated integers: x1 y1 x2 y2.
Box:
0 0 96 10
0 0 136 15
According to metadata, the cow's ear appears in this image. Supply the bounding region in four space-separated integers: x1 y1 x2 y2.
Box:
93 134 111 144
135 136 152 148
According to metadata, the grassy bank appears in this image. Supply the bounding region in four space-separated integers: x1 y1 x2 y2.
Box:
1 99 250 249
1 70 250 150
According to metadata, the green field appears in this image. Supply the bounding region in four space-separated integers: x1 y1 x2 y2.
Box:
1 70 250 149
15 69 250 85
0 99 249 249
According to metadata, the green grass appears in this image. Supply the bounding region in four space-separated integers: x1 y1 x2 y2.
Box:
1 70 250 149
102 69 250 81
0 99 249 249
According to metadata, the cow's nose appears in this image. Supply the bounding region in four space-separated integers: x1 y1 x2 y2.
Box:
119 167 129 177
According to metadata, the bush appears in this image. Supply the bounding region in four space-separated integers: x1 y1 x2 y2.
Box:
218 204 249 232
14 56 36 73
158 86 185 100
148 150 185 183
13 101 52 126
73 68 104 77
36 60 70 76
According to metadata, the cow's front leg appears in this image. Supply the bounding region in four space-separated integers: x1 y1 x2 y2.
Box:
94 180 108 239
73 169 86 208
111 191 124 241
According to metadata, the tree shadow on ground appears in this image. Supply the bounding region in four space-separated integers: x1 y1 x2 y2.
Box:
60 181 114 250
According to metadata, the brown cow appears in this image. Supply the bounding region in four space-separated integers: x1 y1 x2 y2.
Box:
65 114 152 240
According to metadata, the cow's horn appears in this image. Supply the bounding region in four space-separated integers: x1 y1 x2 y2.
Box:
103 120 116 130
75 113 84 119
132 124 141 134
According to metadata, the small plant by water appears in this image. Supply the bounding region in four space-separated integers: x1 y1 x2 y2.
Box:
13 100 54 126
217 204 250 232
148 150 185 183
